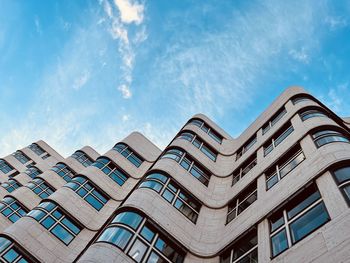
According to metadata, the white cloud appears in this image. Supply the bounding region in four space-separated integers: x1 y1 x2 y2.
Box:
118 84 132 98
122 114 130 121
34 16 42 35
113 0 144 25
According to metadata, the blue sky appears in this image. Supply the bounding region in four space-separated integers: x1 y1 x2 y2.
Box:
0 0 350 157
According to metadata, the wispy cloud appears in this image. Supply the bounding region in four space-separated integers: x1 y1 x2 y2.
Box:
100 0 146 99
289 48 310 64
325 16 348 30
34 16 42 35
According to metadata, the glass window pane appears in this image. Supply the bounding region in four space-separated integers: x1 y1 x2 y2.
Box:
112 212 143 229
128 239 148 263
51 224 74 245
85 195 103 210
290 202 330 244
140 225 155 242
162 189 174 203
61 218 80 235
266 174 278 190
146 173 167 183
271 229 288 257
334 167 350 185
3 248 19 262
42 216 55 229
287 191 321 219
97 227 132 249
342 185 350 201
147 251 166 263
139 181 162 193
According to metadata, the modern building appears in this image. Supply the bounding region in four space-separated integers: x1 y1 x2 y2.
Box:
0 86 349 263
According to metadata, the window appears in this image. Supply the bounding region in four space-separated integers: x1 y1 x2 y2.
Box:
64 176 108 211
188 119 223 144
227 181 257 224
300 109 327 121
1 179 21 193
312 129 350 147
269 184 330 257
0 197 27 223
220 227 258 263
28 143 50 159
12 151 31 164
27 202 81 245
264 123 294 156
96 210 185 263
113 143 143 168
92 157 129 186
232 154 257 186
71 151 93 167
177 132 217 161
292 96 312 105
262 107 287 135
265 146 305 190
24 166 42 179
26 179 55 199
332 166 350 204
139 172 201 223
161 148 211 186
51 163 75 182
236 135 257 160
0 237 31 263
0 160 14 174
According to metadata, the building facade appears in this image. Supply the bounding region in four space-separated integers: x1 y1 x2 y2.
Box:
0 86 349 263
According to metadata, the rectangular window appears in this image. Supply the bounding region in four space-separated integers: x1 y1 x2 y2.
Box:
51 163 75 182
28 143 49 159
265 145 305 190
65 177 108 211
0 160 14 174
93 158 129 186
0 197 27 223
71 151 93 167
26 178 55 199
27 202 81 245
263 123 294 156
262 107 287 135
232 154 257 186
177 132 217 161
113 144 143 167
0 237 31 263
12 151 31 164
220 227 258 263
161 149 211 186
188 119 223 144
269 184 330 257
236 135 257 160
227 181 257 224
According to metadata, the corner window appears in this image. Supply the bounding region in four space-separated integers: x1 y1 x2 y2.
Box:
113 143 143 168
312 129 350 147
188 119 223 144
265 145 305 190
227 181 257 224
161 148 211 186
300 109 327 121
71 151 93 167
269 184 330 257
332 166 350 204
232 154 257 186
0 197 27 223
264 123 294 156
51 163 75 182
27 202 81 245
236 135 257 160
262 107 287 135
64 176 108 211
26 178 55 199
0 160 14 174
177 132 217 161
1 179 21 193
220 227 258 263
0 236 32 263
92 157 129 186
139 172 201 223
96 210 185 263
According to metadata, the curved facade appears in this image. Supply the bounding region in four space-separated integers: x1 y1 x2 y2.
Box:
0 86 349 263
